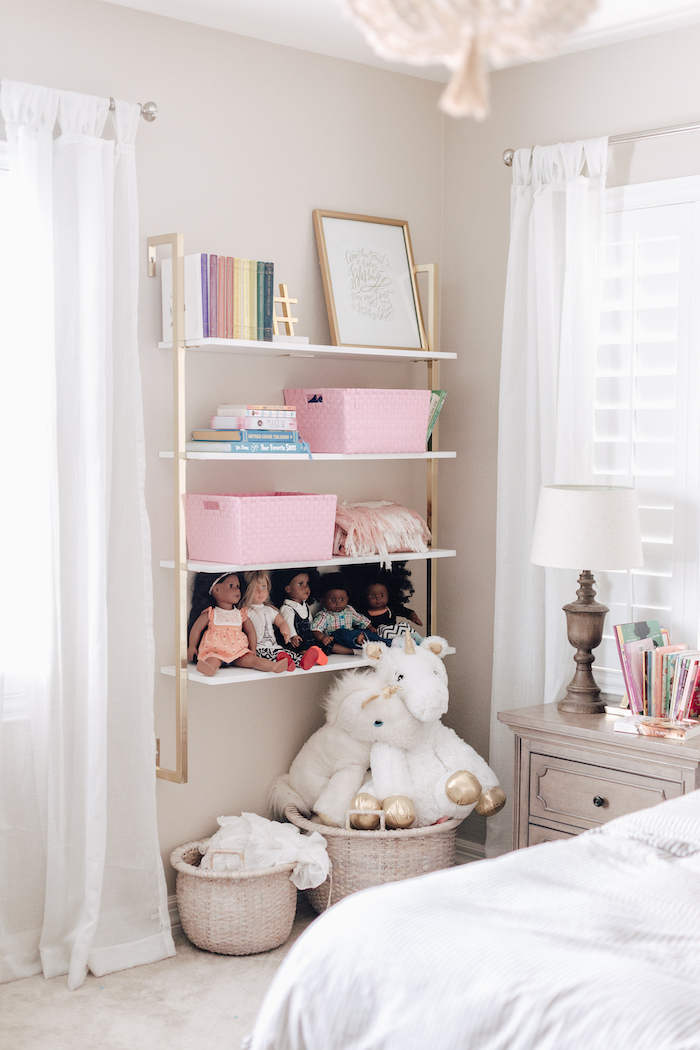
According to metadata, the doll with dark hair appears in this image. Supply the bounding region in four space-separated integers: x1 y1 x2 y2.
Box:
311 572 384 652
345 562 423 642
187 571 289 677
270 568 340 658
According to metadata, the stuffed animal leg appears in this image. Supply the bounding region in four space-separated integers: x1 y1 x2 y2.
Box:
358 743 416 829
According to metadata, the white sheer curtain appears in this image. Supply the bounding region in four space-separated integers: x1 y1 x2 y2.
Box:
486 139 608 858
0 80 174 988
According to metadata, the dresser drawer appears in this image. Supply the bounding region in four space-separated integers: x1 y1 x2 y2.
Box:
528 823 577 846
530 753 682 831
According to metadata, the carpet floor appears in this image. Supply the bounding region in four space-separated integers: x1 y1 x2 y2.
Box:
0 896 318 1050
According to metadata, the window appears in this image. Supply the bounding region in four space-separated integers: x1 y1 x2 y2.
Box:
594 176 700 695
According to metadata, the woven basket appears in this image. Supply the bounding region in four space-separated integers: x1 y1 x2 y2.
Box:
285 806 460 913
184 491 337 565
170 840 297 955
284 388 431 454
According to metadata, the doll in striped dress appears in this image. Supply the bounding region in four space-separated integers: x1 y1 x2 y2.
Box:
241 570 325 671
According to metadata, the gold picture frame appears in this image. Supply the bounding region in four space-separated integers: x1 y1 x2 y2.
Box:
313 210 427 351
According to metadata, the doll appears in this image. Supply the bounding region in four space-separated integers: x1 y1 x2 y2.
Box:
311 573 384 652
346 563 423 643
187 571 289 676
241 570 326 672
271 568 338 659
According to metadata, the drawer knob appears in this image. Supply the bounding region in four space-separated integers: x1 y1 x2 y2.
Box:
593 796 605 808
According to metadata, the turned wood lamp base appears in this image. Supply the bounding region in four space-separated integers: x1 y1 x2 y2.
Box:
557 570 608 715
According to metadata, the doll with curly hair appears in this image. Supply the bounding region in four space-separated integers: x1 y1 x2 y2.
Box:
345 562 423 642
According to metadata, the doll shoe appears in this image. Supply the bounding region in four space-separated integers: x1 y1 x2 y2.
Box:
276 652 297 672
300 646 327 670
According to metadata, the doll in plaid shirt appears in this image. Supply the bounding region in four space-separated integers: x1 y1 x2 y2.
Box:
311 573 384 651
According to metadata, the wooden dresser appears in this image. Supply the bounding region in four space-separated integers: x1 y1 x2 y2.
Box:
497 703 700 850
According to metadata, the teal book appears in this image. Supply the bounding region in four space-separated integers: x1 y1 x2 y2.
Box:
263 262 274 341
257 262 265 341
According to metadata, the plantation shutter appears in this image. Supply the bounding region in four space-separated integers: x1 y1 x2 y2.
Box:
593 178 700 695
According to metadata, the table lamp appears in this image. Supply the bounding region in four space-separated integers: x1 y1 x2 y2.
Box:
530 485 643 714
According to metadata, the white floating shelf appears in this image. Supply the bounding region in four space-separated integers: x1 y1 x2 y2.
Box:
159 548 457 573
158 336 456 363
159 450 456 461
161 647 456 686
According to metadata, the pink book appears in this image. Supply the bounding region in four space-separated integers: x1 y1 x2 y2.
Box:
225 257 234 339
209 255 218 340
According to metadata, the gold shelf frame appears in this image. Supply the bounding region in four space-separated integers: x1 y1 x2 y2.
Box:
148 235 442 783
149 233 188 783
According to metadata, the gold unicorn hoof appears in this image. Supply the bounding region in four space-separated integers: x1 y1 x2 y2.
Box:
349 793 382 830
382 795 415 829
445 771 482 806
474 787 506 817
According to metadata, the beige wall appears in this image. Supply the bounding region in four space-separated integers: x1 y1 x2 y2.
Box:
0 0 445 891
439 24 700 844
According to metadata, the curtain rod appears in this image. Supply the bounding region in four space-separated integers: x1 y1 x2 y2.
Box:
502 119 700 165
110 98 158 122
0 81 157 122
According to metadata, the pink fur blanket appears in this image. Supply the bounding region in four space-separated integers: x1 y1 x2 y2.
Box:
333 500 431 564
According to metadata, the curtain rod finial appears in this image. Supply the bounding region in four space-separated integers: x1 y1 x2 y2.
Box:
503 148 514 167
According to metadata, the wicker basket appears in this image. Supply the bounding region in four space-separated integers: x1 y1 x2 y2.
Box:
285 806 460 913
183 491 337 565
170 840 297 955
284 388 431 454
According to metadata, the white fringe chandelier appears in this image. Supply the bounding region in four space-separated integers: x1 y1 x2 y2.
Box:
340 0 599 119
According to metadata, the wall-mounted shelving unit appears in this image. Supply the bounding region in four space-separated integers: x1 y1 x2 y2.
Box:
148 234 455 784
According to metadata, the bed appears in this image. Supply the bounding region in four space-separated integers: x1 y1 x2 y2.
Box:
247 791 700 1050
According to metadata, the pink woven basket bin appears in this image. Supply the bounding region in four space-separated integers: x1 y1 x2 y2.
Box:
284 388 431 454
184 492 337 565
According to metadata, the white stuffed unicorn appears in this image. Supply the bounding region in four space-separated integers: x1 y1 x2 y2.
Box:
270 634 505 829
269 677 421 828
353 635 505 827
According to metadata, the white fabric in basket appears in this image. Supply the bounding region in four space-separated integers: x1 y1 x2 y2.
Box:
199 813 329 890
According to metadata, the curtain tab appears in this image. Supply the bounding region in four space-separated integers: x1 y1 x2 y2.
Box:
111 99 140 148
57 90 109 138
0 80 59 132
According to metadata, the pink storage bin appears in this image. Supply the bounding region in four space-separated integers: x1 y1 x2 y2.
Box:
284 388 431 455
184 492 337 565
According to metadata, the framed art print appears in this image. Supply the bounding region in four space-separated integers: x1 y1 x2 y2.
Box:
313 210 427 351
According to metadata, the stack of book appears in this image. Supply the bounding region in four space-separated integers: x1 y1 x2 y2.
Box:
161 253 274 343
614 618 700 720
187 404 311 455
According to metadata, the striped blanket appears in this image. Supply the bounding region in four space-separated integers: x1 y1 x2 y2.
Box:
249 791 700 1050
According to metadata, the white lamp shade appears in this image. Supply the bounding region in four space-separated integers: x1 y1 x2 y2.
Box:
530 485 643 570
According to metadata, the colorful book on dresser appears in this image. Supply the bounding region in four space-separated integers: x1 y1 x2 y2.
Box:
614 620 670 714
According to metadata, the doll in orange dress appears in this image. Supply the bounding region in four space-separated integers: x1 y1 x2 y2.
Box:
187 571 289 677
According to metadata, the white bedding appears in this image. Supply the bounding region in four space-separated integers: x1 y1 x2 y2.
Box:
249 791 700 1050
